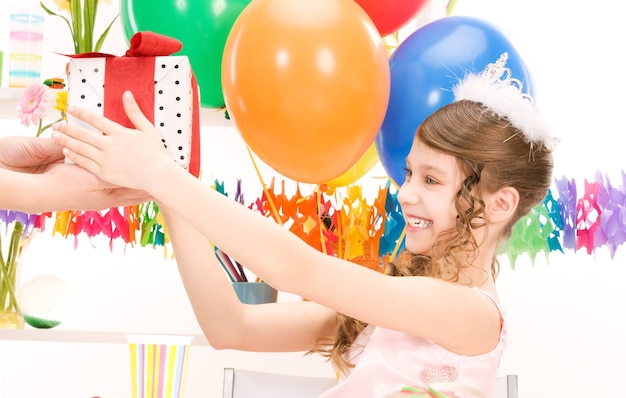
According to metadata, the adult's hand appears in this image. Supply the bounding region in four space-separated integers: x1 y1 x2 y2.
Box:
0 136 151 213
0 136 64 173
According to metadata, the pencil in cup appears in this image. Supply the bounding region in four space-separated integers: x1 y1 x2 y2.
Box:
127 334 193 398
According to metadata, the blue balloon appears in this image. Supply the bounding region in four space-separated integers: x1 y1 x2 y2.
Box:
376 16 534 186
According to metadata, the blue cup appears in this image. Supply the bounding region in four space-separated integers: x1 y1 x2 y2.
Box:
232 282 277 305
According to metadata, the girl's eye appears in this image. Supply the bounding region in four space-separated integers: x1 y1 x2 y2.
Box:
425 176 437 185
402 167 412 184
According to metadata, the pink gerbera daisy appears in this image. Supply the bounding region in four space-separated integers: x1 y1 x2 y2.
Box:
16 83 49 127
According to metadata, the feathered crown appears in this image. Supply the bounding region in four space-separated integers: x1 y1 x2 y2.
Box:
453 52 559 151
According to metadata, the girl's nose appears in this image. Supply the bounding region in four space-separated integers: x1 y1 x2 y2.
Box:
397 180 419 205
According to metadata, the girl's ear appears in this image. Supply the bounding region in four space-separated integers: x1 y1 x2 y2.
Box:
486 187 519 223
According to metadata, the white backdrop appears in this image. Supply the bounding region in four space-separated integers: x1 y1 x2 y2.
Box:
1 0 625 397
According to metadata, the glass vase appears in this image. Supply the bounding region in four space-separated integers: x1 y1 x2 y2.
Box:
0 220 38 329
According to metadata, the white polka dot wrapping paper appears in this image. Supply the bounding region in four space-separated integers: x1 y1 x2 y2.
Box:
65 32 201 176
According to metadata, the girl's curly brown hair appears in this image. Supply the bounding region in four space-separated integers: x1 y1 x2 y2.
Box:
308 100 554 375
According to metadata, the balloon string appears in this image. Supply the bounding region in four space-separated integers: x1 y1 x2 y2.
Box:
246 147 283 226
383 32 400 56
332 189 344 260
388 178 405 262
390 226 406 262
316 186 328 255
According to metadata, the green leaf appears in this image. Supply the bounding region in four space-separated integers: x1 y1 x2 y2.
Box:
39 1 59 16
71 0 84 53
94 14 119 52
83 0 97 52
40 1 78 52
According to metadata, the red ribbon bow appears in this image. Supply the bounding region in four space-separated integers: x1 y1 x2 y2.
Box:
125 31 183 57
69 31 183 59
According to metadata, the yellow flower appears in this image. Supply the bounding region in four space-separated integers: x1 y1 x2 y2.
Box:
54 90 68 116
53 0 70 13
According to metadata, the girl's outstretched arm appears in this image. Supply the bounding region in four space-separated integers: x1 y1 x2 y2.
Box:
158 204 336 352
53 92 502 356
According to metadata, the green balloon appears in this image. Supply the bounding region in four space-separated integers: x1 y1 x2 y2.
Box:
120 0 252 108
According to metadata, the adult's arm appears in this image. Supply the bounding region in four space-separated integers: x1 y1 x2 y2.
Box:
0 136 150 213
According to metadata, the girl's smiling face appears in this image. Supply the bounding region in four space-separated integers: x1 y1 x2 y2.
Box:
397 137 466 256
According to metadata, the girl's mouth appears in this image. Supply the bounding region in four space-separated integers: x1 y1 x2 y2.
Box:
405 216 433 228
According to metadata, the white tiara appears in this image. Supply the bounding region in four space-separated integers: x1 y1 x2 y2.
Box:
453 52 559 150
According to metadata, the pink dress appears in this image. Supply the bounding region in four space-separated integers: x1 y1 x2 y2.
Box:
319 289 507 398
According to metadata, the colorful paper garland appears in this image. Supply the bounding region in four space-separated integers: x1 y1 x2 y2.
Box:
1 171 624 268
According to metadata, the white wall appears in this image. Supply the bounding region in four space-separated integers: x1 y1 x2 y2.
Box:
1 0 625 397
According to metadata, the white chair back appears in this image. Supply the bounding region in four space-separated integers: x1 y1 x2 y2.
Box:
223 368 337 398
494 374 519 398
223 368 518 398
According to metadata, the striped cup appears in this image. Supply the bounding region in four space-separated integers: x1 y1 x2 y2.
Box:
127 334 193 398
8 2 45 87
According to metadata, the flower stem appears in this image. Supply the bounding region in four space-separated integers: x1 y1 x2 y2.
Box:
0 222 24 313
36 118 43 138
38 116 65 137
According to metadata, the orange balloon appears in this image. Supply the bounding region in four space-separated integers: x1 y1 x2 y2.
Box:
222 0 390 184
325 142 380 187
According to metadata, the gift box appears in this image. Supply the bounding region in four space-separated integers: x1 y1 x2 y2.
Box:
66 31 201 177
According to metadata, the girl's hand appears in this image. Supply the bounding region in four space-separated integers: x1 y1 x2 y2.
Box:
52 91 175 192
